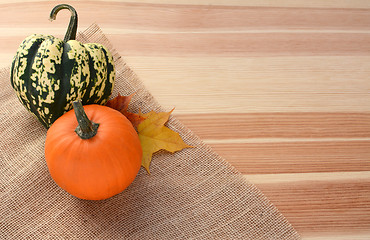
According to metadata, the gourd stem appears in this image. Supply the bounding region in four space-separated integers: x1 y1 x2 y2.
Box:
73 100 99 139
49 4 78 42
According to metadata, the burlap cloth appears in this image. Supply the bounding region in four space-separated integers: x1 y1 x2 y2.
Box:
0 24 300 239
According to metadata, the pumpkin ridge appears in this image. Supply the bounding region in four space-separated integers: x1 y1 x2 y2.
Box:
82 44 100 104
95 128 140 196
82 43 114 105
13 35 47 126
97 142 124 198
33 36 65 126
62 40 91 112
100 45 115 104
54 41 72 116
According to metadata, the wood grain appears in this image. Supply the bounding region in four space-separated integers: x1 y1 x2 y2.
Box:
1 1 370 239
176 113 370 139
253 176 370 237
212 140 370 174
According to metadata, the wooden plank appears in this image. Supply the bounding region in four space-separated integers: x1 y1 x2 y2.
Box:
247 173 370 238
176 112 370 176
106 33 370 57
210 141 370 174
1 1 370 31
175 113 370 139
245 171 370 184
2 0 370 9
119 56 370 113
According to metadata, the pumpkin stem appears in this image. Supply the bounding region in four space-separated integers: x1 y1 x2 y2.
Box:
49 4 78 42
73 100 99 139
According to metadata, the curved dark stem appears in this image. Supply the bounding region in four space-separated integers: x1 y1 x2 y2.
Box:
49 4 78 42
73 100 99 140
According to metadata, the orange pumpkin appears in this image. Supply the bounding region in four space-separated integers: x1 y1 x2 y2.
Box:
45 100 142 200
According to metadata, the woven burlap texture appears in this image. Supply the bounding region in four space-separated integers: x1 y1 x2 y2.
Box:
0 24 300 239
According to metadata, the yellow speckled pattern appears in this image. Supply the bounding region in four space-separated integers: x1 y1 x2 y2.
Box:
10 34 115 128
63 40 91 112
31 36 63 118
85 43 114 103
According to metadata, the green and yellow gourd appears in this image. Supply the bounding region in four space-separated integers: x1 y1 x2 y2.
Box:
10 4 115 128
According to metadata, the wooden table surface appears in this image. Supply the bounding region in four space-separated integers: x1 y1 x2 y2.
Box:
1 1 370 239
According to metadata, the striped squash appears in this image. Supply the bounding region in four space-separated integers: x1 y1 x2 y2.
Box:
10 4 115 128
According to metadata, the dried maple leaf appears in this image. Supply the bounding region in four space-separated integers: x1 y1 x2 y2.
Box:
106 93 146 128
107 93 192 173
138 109 192 173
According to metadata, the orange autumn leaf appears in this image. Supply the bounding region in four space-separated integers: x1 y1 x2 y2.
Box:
106 93 146 128
137 109 192 173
